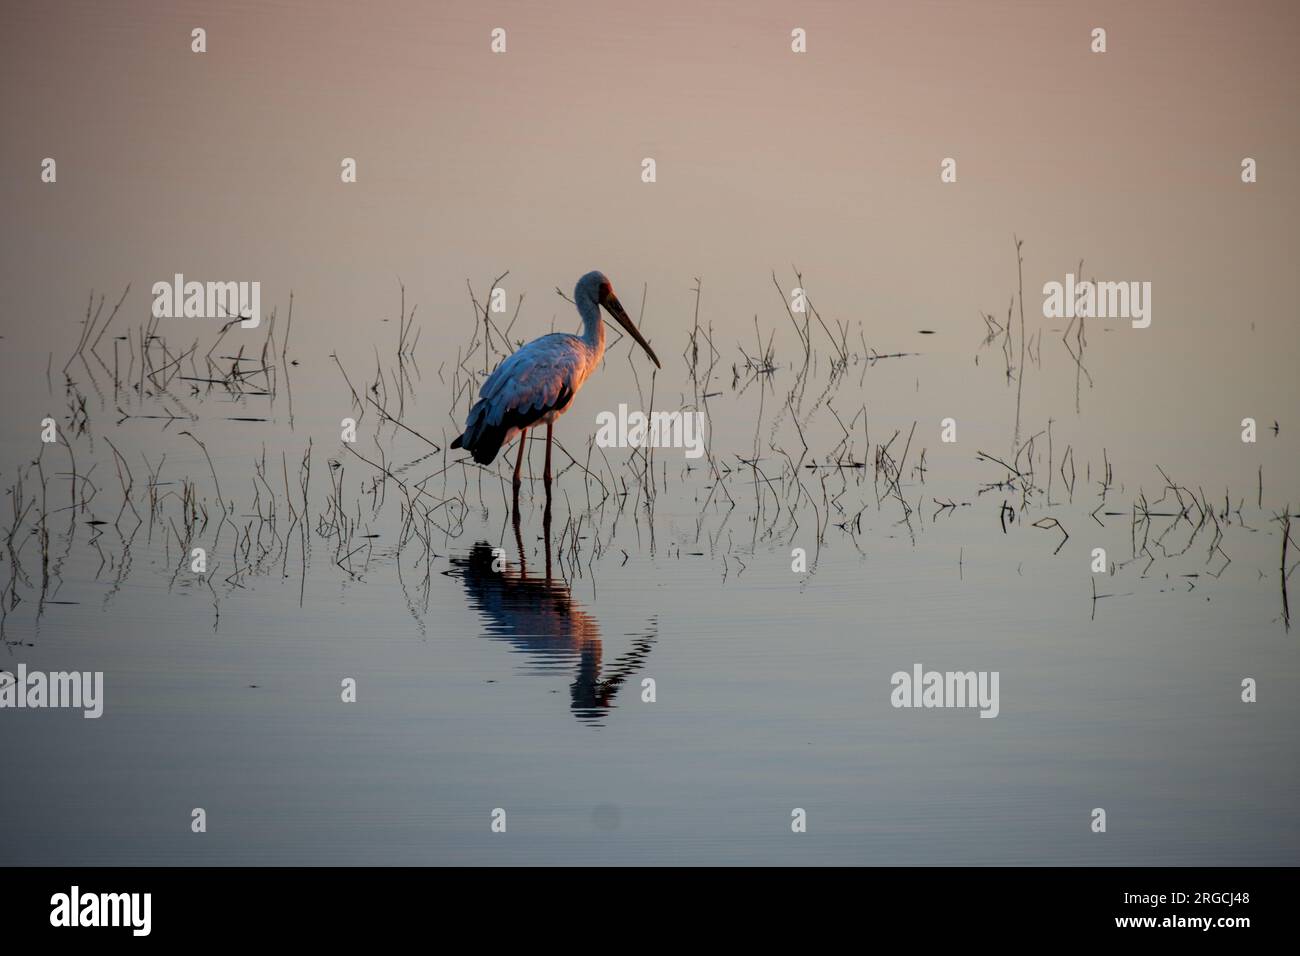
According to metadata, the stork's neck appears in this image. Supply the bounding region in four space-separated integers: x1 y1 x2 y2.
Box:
578 296 605 358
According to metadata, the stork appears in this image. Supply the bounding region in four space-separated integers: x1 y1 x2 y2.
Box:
451 271 661 500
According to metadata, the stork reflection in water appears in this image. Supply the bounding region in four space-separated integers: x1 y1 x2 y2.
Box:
448 513 656 725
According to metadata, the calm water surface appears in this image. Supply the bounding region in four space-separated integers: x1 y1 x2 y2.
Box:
0 319 1294 866
1 0 1297 866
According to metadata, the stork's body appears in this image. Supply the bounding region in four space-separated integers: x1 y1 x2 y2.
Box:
451 271 660 501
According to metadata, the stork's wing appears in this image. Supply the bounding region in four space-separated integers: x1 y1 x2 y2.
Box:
453 334 586 464
478 333 582 424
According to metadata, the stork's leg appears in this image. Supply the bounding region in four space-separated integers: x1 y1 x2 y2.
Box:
542 421 554 523
543 421 554 492
512 430 526 499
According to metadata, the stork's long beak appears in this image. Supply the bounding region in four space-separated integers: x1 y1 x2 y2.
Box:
602 292 661 369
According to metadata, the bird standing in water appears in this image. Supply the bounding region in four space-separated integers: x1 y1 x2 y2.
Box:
451 270 661 503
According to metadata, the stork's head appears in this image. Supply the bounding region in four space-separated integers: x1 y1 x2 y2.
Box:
576 270 661 369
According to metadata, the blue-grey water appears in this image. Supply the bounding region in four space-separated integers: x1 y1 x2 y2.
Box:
0 313 1295 865
1 0 1297 867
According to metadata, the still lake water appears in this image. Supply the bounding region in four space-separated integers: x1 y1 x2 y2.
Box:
0 299 1295 866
